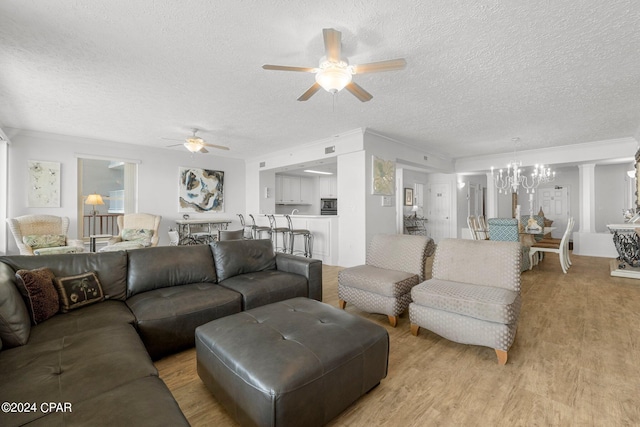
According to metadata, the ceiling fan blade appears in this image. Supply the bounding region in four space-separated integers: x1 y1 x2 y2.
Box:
199 147 209 154
297 82 322 101
323 28 341 63
203 143 230 151
353 58 407 74
262 64 316 72
345 82 373 102
165 143 182 148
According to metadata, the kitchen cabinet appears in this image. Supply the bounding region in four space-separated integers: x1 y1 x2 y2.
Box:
300 177 314 204
276 174 313 205
319 175 337 198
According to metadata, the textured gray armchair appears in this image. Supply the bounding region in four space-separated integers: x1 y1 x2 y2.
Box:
409 238 522 365
338 234 435 327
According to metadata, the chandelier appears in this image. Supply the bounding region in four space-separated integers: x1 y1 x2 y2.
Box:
491 138 555 195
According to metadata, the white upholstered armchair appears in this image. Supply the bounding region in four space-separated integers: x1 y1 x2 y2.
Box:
100 213 162 251
6 215 85 255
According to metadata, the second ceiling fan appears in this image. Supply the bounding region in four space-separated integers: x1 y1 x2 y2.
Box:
263 28 406 102
164 129 229 153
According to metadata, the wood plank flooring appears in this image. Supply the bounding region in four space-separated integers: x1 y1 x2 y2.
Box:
156 252 640 426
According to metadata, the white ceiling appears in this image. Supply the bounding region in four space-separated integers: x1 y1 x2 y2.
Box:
1 1 639 161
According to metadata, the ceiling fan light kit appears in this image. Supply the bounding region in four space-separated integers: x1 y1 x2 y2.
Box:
315 59 353 93
263 28 406 102
163 129 230 153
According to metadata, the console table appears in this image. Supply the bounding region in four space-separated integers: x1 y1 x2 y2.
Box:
607 223 640 279
175 219 231 245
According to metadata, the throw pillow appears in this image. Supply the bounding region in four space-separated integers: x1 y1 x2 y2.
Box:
121 228 154 246
22 234 66 249
15 268 59 325
53 272 105 313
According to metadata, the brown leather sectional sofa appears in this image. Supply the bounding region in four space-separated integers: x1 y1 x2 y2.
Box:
0 239 322 426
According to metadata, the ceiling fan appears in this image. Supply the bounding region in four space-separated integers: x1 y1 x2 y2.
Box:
163 129 230 153
263 28 406 102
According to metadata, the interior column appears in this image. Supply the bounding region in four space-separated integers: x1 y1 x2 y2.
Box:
578 163 596 233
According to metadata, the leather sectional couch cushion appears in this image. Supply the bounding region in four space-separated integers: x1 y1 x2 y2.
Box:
127 283 242 359
124 245 239 359
211 238 319 309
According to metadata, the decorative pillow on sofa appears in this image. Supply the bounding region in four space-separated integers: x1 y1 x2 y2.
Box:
53 272 105 313
15 267 59 325
22 234 66 249
121 228 154 246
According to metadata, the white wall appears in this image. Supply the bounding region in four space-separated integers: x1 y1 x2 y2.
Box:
595 163 630 232
4 129 245 254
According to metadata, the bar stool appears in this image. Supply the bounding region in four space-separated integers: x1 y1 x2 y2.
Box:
285 214 313 258
267 214 289 253
237 214 253 239
248 214 271 240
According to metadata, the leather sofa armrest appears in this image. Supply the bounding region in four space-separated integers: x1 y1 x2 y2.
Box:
275 253 323 301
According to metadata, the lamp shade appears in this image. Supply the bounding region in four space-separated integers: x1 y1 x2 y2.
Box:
85 194 104 205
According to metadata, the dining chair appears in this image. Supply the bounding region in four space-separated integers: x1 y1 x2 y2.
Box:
529 217 574 273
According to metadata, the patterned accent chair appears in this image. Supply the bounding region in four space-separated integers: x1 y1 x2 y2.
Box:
6 215 85 255
487 218 530 272
338 234 436 327
409 238 522 365
100 213 161 252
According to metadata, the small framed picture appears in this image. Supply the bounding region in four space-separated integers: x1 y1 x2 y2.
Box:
404 187 414 206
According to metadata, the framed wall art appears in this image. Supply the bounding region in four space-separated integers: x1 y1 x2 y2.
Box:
372 155 395 196
27 160 61 207
404 187 414 206
178 167 224 213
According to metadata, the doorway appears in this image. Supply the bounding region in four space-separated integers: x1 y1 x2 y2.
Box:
77 157 138 240
537 185 570 239
427 182 452 243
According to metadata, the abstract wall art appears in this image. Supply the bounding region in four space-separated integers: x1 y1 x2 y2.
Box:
178 167 224 213
371 155 395 196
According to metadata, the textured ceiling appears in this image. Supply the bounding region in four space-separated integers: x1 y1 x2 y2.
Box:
1 0 639 161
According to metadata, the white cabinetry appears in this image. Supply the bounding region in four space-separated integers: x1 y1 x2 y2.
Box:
276 174 314 205
300 177 314 204
319 175 337 198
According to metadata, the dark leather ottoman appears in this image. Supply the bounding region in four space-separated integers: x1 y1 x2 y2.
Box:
195 297 389 427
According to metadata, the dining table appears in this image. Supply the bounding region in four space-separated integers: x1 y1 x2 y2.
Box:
174 218 232 245
519 227 556 246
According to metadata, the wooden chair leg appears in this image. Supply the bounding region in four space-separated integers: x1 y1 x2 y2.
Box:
410 323 420 336
387 315 398 327
495 349 508 365
338 299 346 309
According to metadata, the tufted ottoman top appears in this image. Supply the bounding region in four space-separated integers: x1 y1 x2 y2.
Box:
196 297 389 426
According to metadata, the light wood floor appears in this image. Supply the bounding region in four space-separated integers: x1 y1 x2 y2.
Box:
156 253 640 426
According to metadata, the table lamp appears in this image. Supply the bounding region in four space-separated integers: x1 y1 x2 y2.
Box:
85 193 104 235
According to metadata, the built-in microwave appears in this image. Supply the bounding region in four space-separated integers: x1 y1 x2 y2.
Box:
321 198 337 215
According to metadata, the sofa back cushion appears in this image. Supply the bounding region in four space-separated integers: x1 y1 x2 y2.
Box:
0 262 31 348
127 245 217 298
432 238 521 292
0 251 128 301
366 234 435 281
210 239 276 282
